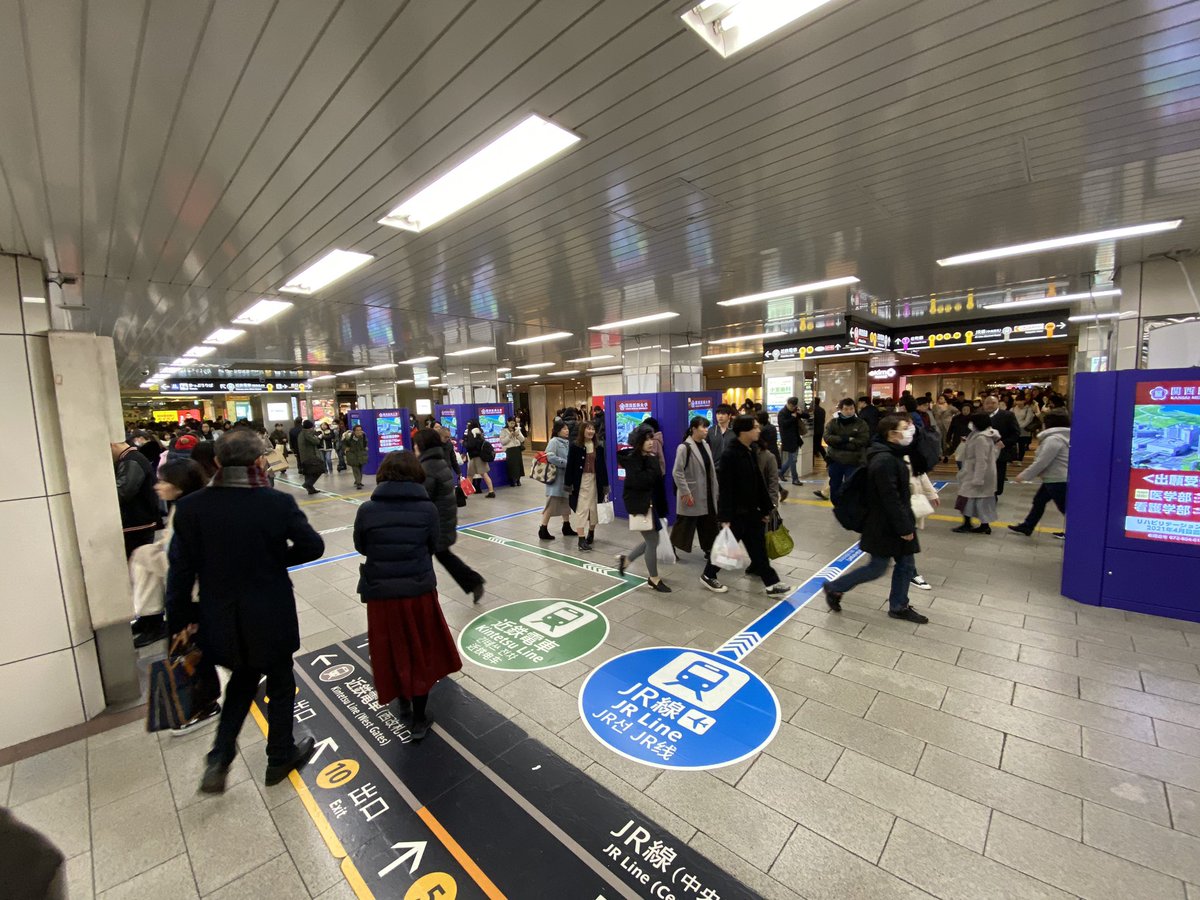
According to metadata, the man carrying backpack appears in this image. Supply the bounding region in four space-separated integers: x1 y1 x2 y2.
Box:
823 398 871 502
823 413 930 624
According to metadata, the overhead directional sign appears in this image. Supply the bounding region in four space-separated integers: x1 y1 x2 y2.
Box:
893 310 1071 352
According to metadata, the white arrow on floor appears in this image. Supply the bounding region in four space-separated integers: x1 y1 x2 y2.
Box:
378 841 427 878
311 654 337 667
310 737 338 762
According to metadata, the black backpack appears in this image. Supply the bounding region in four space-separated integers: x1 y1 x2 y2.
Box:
479 439 496 463
833 467 870 532
912 427 941 473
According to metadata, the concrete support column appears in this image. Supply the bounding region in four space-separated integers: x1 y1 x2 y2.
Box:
0 254 108 749
762 358 815 477
621 345 703 393
1114 259 1200 370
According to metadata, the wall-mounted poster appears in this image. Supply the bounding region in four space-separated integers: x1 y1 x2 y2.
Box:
477 405 507 454
614 399 652 451
686 395 715 426
1126 380 1200 546
766 376 794 413
376 413 406 454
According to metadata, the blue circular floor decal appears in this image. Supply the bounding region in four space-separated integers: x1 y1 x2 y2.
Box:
578 646 780 770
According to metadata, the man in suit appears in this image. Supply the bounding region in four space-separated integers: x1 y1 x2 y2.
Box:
166 430 324 793
983 395 1022 496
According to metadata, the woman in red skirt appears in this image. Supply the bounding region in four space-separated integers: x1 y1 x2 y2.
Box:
353 450 462 740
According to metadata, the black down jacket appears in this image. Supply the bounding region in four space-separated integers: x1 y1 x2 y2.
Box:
860 442 920 559
353 481 439 600
419 445 458 551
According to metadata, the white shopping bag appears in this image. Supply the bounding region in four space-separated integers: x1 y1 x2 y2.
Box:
596 501 615 525
711 525 750 570
656 522 676 565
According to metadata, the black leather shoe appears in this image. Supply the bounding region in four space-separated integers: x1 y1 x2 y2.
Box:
199 760 230 794
265 736 315 786
411 717 433 741
823 586 843 612
562 523 578 537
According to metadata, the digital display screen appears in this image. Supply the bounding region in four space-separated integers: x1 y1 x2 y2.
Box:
440 415 458 438
686 396 714 427
376 414 406 454
477 407 506 454
614 400 652 451
1126 381 1200 546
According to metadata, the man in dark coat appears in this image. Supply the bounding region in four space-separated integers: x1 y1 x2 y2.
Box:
706 403 736 468
288 416 302 456
777 397 803 485
857 397 881 433
165 430 324 793
415 429 484 602
810 398 827 463
113 441 161 557
718 416 791 596
822 414 930 624
823 398 871 502
983 395 1022 496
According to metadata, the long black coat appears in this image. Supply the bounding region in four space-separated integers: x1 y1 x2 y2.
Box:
566 442 609 511
990 408 1022 462
619 449 667 518
419 446 458 551
778 406 802 452
717 439 772 521
165 485 324 669
860 443 920 559
353 481 439 600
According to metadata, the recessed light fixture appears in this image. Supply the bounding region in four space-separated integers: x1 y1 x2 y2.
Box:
516 362 555 370
682 0 840 58
588 311 679 331
280 249 374 294
394 379 414 385
708 330 787 345
937 220 1182 266
701 350 759 360
587 365 625 372
567 354 614 363
182 345 216 358
546 370 580 376
980 289 1121 310
446 347 493 357
367 363 397 370
717 276 860 307
401 355 439 365
202 328 246 345
336 369 364 376
378 115 581 232
232 298 293 325
507 331 573 346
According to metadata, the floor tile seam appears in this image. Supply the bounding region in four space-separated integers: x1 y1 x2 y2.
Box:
1012 645 1142 686
1010 691 1159 738
1012 615 1145 650
1076 803 1197 889
157 734 205 900
997 754 1174 827
1078 734 1200 800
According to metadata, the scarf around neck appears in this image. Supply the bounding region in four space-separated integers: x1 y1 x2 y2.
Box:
211 465 270 488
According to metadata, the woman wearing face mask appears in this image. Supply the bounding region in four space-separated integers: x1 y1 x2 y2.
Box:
822 414 930 624
671 417 726 593
954 412 999 534
617 425 672 592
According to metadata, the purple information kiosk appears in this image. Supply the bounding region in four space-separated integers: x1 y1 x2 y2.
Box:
436 402 514 488
1062 368 1200 622
346 408 411 476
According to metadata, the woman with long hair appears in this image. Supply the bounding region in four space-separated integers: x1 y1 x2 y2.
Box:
353 451 462 740
499 417 526 487
617 425 671 592
538 420 574 541
565 420 608 552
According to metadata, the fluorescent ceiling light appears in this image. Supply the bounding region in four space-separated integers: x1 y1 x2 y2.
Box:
22 295 45 304
682 0 839 58
507 331 573 346
1067 311 1137 322
170 357 195 368
160 366 182 374
280 249 374 294
717 276 859 307
394 379 414 385
568 354 614 363
202 328 246 345
379 115 580 232
672 342 703 349
588 311 679 331
182 345 216 358
937 220 1182 266
701 350 758 360
708 330 787 345
496 366 512 373
512 374 540 380
337 369 364 376
309 375 336 381
980 289 1121 310
401 355 439 365
232 298 294 325
588 365 625 372
546 370 580 376
517 362 555 370
367 363 397 370
446 347 493 357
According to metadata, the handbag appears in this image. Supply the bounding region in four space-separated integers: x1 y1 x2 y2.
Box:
146 633 220 732
954 494 970 512
670 517 697 553
911 492 935 519
596 501 614 525
628 512 654 531
530 452 558 485
459 476 477 496
766 520 794 560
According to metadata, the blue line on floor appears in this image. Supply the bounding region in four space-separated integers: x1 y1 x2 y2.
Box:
714 481 948 662
289 551 360 572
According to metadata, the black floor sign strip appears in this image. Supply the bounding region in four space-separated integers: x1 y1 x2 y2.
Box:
276 636 758 899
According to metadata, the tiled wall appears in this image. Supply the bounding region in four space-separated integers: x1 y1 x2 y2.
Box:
0 254 104 749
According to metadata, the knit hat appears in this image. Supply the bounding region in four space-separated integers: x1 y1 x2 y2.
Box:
175 434 199 451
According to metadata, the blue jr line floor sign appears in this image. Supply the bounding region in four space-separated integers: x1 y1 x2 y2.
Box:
579 647 780 769
581 482 950 770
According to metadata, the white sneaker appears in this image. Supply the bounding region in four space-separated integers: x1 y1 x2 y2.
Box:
764 584 791 596
910 575 932 590
701 575 728 593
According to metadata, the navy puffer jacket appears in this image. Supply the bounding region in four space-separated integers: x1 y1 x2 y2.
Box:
353 480 439 600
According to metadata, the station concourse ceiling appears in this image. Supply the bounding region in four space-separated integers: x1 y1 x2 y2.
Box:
0 0 1198 385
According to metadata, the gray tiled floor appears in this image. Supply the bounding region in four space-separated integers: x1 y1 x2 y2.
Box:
9 465 1200 898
